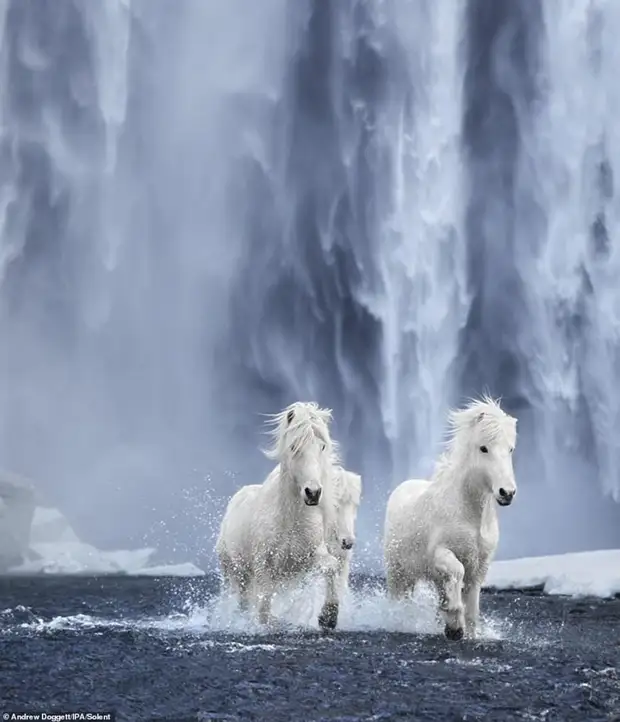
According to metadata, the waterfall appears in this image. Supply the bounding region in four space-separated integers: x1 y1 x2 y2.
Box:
1 0 620 566
500 0 620 554
229 0 469 484
523 0 620 499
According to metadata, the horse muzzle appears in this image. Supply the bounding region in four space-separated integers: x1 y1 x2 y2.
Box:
304 487 322 506
341 538 354 551
496 487 515 506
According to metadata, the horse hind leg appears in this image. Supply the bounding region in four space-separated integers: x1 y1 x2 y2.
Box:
386 562 412 600
432 547 465 641
219 555 252 615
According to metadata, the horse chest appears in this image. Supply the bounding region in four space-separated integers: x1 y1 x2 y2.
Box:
478 528 497 557
469 520 498 579
271 532 317 576
479 510 499 557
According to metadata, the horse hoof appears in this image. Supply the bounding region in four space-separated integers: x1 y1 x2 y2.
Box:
444 624 464 641
318 603 339 631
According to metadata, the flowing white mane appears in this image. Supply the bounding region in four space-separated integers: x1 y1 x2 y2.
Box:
433 395 517 480
262 401 340 463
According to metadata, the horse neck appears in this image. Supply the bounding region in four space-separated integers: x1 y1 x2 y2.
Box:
455 467 495 527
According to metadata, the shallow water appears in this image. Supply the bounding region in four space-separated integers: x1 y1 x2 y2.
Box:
1 575 619 721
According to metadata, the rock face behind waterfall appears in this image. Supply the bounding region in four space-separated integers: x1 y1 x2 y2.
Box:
0 471 37 572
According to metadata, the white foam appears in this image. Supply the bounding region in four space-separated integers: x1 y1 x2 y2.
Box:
486 549 620 598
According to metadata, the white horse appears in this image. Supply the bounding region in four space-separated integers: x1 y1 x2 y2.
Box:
215 401 342 629
318 466 362 629
383 396 517 640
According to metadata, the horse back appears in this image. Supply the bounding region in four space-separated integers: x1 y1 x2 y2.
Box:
225 484 261 516
387 478 431 512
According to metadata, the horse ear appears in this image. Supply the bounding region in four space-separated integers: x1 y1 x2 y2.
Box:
287 410 295 425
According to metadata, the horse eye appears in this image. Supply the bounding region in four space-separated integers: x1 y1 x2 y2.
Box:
509 447 514 454
479 445 489 454
321 443 326 451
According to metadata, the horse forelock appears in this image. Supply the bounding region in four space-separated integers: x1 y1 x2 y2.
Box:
262 401 336 461
445 395 517 453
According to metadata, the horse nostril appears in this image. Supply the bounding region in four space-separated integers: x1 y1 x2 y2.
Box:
342 539 354 550
499 488 507 498
304 487 321 502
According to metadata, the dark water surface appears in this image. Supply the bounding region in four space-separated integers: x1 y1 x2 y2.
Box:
1 575 619 721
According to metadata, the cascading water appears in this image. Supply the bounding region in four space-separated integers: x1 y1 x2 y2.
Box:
1 0 620 570
230 0 469 486
528 0 620 495
501 0 620 554
360 0 470 481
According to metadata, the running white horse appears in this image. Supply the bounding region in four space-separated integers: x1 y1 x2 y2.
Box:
383 396 517 640
318 466 362 629
216 401 342 629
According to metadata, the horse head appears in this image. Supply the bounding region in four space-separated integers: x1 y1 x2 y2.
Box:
264 402 337 506
448 396 518 507
333 469 362 550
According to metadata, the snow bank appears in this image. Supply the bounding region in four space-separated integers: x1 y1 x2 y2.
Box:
7 506 205 577
486 550 620 598
12 543 205 577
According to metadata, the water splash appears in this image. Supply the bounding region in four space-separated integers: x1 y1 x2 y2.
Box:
0 581 506 641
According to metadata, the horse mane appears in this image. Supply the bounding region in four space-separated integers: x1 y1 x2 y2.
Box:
262 401 340 463
432 395 517 480
332 466 362 507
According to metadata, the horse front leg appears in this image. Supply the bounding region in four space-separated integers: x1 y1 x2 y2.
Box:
318 555 349 631
237 573 251 614
464 559 490 637
255 570 276 627
315 542 340 631
433 546 465 640
463 581 481 638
